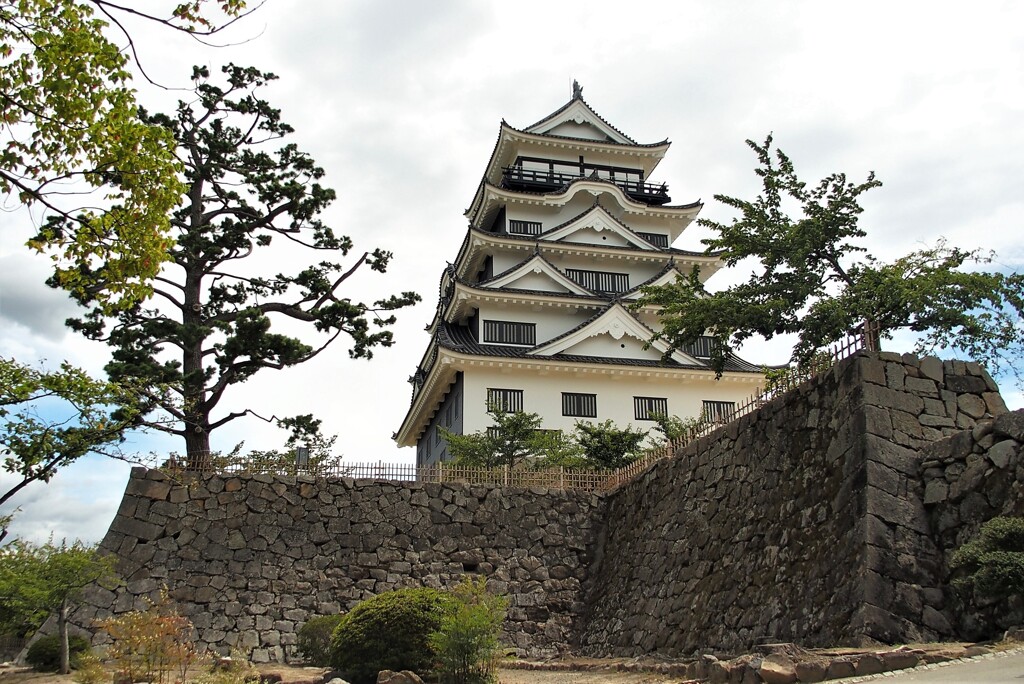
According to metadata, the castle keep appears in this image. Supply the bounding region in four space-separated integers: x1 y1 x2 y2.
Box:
394 84 763 465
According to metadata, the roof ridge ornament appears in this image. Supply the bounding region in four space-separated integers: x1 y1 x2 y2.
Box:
572 79 583 99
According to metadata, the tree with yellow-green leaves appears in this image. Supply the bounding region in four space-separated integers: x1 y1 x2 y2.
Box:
0 2 250 507
2 0 248 310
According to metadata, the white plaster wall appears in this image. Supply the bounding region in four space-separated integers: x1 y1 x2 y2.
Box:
555 332 664 360
461 367 761 435
476 304 594 342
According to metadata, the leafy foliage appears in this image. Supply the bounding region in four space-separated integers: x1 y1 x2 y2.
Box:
646 412 704 446
0 538 118 673
296 614 343 666
1 0 248 310
638 135 1024 382
329 587 457 684
441 406 544 469
60 65 419 467
25 633 90 672
95 590 204 684
430 577 508 684
573 420 647 469
0 358 139 509
950 516 1024 600
443 407 648 470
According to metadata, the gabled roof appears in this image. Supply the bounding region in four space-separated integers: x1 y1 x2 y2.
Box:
527 302 696 364
523 93 638 144
541 201 659 250
480 252 597 296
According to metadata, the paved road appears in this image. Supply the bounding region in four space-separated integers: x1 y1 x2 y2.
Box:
839 649 1024 683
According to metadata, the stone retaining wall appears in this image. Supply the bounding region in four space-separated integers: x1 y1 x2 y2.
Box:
78 476 600 662
61 352 1020 661
578 352 1011 656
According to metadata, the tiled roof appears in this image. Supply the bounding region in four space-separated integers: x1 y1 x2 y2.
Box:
435 320 762 373
522 95 640 145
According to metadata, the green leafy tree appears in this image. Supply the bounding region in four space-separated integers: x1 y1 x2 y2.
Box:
647 412 705 446
573 420 647 469
0 358 139 513
60 65 419 469
441 406 545 469
638 135 1024 381
0 538 118 673
2 0 249 311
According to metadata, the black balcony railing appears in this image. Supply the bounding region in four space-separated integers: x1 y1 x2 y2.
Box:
502 166 671 205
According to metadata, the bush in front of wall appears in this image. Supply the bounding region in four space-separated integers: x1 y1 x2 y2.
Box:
25 634 90 672
296 614 344 666
329 588 457 684
951 516 1024 600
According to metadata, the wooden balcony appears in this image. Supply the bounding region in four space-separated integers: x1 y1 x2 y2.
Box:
502 165 671 205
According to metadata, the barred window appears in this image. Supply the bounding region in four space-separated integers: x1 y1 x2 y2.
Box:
508 220 543 236
482 320 536 345
683 336 722 359
634 396 668 421
703 400 736 423
562 392 597 418
636 231 669 248
487 388 523 413
565 268 630 293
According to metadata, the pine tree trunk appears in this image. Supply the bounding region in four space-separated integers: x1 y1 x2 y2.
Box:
182 251 211 470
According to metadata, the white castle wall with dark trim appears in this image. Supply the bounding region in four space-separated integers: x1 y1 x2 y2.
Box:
60 351 1021 661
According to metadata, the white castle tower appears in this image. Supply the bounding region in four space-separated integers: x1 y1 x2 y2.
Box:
395 84 763 465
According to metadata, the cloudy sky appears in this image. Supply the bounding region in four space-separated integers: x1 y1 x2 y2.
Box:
2 0 1023 543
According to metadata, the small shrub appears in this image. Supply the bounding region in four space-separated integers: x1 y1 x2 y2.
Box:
951 516 1024 599
191 652 258 684
95 590 203 684
296 614 343 666
25 634 90 672
430 577 508 684
330 588 457 684
72 652 108 684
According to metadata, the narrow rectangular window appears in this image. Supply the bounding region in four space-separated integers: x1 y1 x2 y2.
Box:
482 320 536 346
487 388 524 413
636 231 669 248
703 400 737 423
434 425 442 445
508 220 543 236
683 336 721 359
634 396 668 421
566 268 630 293
562 392 597 418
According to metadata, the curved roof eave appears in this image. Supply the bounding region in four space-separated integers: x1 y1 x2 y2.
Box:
467 178 701 228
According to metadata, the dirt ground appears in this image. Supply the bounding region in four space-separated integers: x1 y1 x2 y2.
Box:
0 662 687 684
3 642 1013 684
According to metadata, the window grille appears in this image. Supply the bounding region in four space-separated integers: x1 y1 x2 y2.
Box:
683 336 722 359
703 400 737 423
487 388 524 413
636 231 669 248
634 396 668 421
562 392 597 418
482 320 536 346
565 268 630 293
508 220 543 236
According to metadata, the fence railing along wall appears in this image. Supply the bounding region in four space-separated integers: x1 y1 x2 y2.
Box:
154 325 875 494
